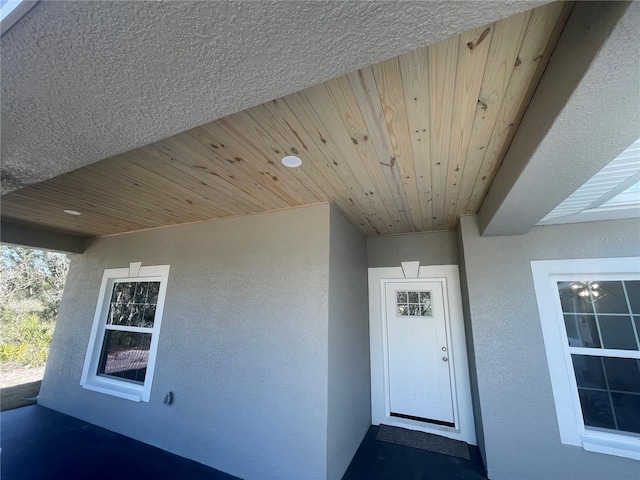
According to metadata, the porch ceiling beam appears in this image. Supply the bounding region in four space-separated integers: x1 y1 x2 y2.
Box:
478 1 640 237
1 219 88 253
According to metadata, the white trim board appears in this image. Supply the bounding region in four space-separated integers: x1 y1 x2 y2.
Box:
368 265 476 445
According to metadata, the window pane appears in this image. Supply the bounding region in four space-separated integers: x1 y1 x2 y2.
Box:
110 282 125 304
397 292 407 303
625 281 640 314
593 281 628 314
598 316 638 350
143 305 156 328
603 357 640 394
564 315 600 348
558 282 593 313
578 388 616 429
572 355 607 389
147 282 160 304
611 393 640 434
421 292 432 316
408 292 419 303
97 331 151 384
108 303 131 326
578 389 615 430
134 282 149 304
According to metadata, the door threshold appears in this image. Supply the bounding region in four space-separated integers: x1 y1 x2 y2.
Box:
390 412 455 428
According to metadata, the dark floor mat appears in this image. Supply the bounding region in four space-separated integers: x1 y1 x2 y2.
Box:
375 424 470 459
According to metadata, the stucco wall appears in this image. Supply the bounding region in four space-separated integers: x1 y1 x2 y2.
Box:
456 225 487 468
458 215 640 480
326 206 371 479
40 205 331 480
366 231 459 268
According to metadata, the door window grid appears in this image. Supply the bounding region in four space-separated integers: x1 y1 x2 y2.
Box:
396 291 432 317
557 280 640 435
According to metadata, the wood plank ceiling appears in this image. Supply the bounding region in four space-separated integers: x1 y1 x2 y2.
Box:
1 2 573 238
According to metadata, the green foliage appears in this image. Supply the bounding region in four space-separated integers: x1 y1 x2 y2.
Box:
0 246 68 366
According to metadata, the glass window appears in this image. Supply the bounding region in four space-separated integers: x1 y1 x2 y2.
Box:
81 265 170 402
558 279 640 436
396 290 432 316
532 257 640 461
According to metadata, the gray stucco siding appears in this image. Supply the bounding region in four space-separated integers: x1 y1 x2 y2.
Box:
327 206 371 479
366 230 459 268
40 205 332 480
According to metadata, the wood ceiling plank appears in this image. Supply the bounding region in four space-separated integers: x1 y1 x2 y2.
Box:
72 156 212 226
116 152 240 217
209 116 320 206
455 9 532 215
349 65 418 232
3 183 160 234
466 2 573 213
248 101 378 236
282 91 392 235
325 75 409 234
158 129 292 209
225 108 329 204
443 23 494 227
303 82 405 234
428 35 459 230
1 193 140 236
399 46 434 230
45 176 192 227
371 57 424 231
138 144 270 213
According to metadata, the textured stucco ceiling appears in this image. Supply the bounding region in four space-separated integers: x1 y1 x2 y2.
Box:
1 0 549 194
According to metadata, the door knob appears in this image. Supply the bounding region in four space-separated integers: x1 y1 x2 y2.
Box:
442 356 448 362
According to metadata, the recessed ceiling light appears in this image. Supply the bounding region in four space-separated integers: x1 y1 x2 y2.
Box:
282 156 302 168
64 209 82 216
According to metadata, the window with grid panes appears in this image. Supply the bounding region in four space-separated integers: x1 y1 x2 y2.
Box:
81 265 170 402
531 257 640 461
557 280 640 435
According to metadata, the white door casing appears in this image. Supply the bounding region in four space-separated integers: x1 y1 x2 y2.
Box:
369 264 476 445
385 281 454 424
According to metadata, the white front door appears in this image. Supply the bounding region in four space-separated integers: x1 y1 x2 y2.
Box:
385 281 454 425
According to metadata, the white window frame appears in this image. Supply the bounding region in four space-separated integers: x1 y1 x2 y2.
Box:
531 257 640 460
81 263 170 402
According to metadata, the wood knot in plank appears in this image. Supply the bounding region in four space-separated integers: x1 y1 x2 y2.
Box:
477 99 488 111
467 27 491 50
514 57 522 67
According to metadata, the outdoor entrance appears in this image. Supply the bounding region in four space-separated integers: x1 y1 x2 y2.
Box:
385 281 454 426
369 264 476 445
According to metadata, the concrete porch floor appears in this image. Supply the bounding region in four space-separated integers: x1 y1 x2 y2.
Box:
1 405 487 480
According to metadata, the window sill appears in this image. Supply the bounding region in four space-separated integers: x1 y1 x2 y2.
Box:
582 430 640 461
81 378 145 402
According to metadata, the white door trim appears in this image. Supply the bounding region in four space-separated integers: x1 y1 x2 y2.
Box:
369 264 476 445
